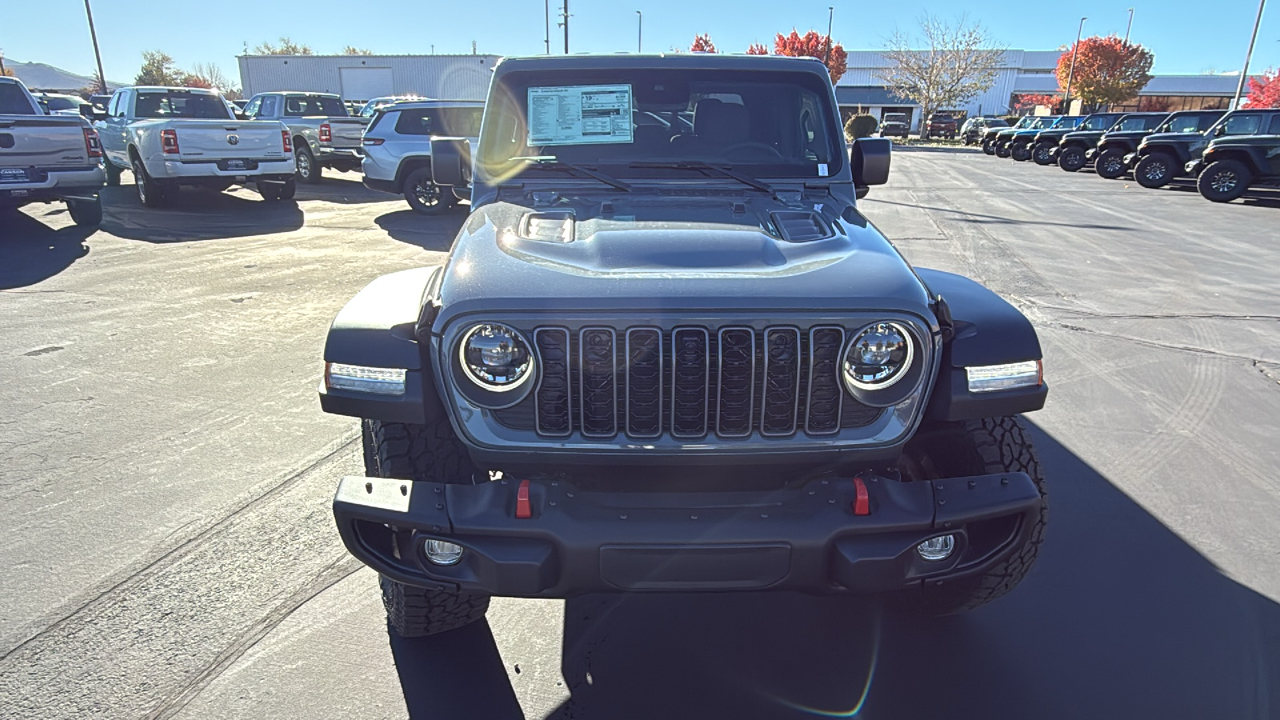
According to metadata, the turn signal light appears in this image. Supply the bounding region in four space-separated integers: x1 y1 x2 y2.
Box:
83 128 103 159
161 129 179 154
319 123 332 143
281 130 292 153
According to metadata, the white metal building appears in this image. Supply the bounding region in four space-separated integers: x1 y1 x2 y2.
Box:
237 54 501 102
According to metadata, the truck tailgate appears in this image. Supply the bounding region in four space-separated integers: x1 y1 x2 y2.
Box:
0 115 92 172
167 120 287 160
324 118 367 149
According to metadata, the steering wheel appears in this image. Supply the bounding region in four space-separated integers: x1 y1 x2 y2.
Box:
721 141 784 160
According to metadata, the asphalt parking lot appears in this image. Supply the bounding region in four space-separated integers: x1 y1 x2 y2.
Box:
2 152 1278 719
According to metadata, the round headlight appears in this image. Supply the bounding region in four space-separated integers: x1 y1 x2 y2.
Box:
843 322 914 391
458 323 534 391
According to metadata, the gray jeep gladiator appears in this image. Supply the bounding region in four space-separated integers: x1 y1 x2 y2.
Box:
320 54 1050 637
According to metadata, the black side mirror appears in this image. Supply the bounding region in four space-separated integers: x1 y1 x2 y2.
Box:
1214 125 1225 137
851 137 892 192
431 139 469 187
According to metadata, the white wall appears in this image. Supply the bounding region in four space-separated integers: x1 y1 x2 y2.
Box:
238 54 500 101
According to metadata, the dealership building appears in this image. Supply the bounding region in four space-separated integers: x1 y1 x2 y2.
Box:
835 49 1247 131
236 53 500 102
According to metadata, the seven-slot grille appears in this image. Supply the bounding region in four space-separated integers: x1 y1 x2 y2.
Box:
528 325 882 440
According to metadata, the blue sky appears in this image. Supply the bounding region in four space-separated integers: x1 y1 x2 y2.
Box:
2 0 1276 86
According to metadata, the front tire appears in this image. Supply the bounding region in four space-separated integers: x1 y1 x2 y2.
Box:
1197 160 1251 203
1058 145 1086 172
900 416 1048 615
403 167 456 215
1011 143 1031 162
1032 143 1055 165
981 138 996 155
363 418 489 637
1095 149 1128 179
995 141 1011 158
67 197 103 227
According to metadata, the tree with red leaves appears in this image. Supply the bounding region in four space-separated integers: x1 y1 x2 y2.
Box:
745 43 769 55
690 34 718 53
1242 68 1280 109
1011 93 1061 112
1055 36 1152 106
772 30 847 84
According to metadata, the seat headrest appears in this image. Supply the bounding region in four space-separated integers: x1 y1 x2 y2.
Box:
693 99 749 145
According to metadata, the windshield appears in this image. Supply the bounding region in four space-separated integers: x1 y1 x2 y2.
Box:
478 68 842 181
0 83 37 114
135 91 231 119
395 106 485 137
883 114 908 123
1082 114 1119 131
45 97 80 111
284 95 347 117
1013 116 1034 129
987 118 1009 128
1053 116 1083 129
1115 115 1165 132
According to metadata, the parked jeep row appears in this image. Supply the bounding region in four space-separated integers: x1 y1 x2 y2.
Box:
982 106 1280 204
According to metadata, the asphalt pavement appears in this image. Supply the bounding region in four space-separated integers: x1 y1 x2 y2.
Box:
1 155 1278 719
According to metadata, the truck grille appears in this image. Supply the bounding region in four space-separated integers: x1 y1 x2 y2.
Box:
526 325 881 440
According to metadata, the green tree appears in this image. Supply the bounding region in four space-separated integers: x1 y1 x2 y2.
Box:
135 51 187 86
253 37 313 55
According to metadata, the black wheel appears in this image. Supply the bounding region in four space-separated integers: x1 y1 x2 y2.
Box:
403 167 456 215
277 177 296 200
258 178 296 201
1032 143 1055 166
363 418 489 637
1197 160 1251 203
900 416 1048 615
131 154 167 208
1058 145 1086 172
1095 149 1128 179
104 161 122 187
67 197 102 227
1133 153 1176 188
981 138 996 155
1011 143 1031 162
995 141 1011 158
295 144 321 184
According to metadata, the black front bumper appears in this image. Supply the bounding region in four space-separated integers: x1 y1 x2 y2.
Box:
333 470 1041 597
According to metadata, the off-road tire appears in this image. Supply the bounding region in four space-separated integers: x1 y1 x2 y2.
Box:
1032 143 1055 165
295 144 321 184
1134 153 1175 188
104 161 122 187
403 167 455 215
1095 149 1128 179
1058 145 1086 172
902 416 1048 615
363 418 489 637
67 197 103 227
981 138 996 155
1010 143 1031 162
1197 159 1251 203
995 141 1011 158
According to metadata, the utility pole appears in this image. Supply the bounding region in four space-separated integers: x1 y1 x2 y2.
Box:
1232 0 1267 110
1124 8 1134 43
1063 17 1087 110
824 6 834 64
636 10 642 53
560 0 570 54
545 0 550 54
83 0 107 93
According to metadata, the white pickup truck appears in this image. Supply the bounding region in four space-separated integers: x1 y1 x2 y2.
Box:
0 77 106 226
95 86 296 207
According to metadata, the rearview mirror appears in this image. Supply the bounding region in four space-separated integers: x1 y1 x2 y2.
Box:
851 137 892 191
431 139 469 187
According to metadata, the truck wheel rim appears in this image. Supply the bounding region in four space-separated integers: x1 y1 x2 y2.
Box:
1211 171 1237 193
1103 157 1122 174
414 180 440 206
1144 161 1167 180
297 153 311 178
1035 147 1049 161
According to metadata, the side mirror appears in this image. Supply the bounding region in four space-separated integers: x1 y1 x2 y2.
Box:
431 139 468 187
851 137 891 191
1214 125 1225 137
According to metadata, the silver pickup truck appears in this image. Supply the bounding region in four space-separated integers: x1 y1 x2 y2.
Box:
0 77 106 226
242 92 367 183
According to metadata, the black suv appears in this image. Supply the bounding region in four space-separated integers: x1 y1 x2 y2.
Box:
1092 113 1174 179
1056 113 1165 173
1041 113 1125 166
320 54 1050 638
1197 119 1280 202
1132 109 1271 189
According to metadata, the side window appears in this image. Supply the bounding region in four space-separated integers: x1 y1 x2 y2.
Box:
114 91 129 117
243 97 262 117
106 93 119 117
261 95 280 117
395 109 433 136
1199 114 1223 132
1270 115 1280 135
1223 114 1262 135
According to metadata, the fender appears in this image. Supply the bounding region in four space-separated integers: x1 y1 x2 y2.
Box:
1203 146 1268 175
318 267 441 424
916 269 1048 421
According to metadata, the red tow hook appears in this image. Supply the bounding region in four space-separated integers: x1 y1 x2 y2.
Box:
515 479 532 519
852 476 870 516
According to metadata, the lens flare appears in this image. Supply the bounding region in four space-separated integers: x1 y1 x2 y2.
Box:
769 604 882 718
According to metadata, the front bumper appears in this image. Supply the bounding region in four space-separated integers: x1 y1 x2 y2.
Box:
333 470 1041 597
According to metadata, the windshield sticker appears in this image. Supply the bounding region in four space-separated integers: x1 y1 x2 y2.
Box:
817 163 828 177
528 85 633 146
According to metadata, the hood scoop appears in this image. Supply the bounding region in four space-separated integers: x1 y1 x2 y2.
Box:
519 211 575 243
770 211 833 243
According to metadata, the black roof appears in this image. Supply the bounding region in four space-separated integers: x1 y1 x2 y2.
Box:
493 53 831 77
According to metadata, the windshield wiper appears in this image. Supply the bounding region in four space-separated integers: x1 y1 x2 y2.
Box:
511 156 631 191
629 161 775 195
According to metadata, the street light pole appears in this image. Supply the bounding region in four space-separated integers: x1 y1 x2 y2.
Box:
824 6 834 64
1124 8 1134 43
561 0 570 54
636 10 642 53
545 0 550 54
1232 0 1267 109
83 0 107 93
1064 17 1087 111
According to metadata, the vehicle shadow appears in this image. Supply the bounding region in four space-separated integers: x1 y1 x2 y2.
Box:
867 198 1137 232
294 172 392 205
99 185 304 243
375 209 468 252
387 422 1280 719
0 209 94 290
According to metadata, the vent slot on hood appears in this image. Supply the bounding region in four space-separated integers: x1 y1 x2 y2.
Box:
770 211 833 243
519 211 576 243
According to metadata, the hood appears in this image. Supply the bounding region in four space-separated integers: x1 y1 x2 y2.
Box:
1101 130 1154 141
433 192 933 326
1140 131 1202 146
1062 129 1105 142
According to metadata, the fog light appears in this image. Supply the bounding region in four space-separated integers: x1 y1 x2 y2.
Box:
917 535 955 561
423 539 464 566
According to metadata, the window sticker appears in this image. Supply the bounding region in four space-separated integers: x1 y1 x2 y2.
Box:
528 85 634 146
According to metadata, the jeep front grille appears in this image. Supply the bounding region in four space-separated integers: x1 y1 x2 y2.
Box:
527 324 880 440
